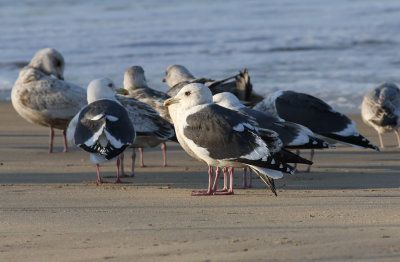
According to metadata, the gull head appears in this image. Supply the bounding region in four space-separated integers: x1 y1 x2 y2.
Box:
212 92 244 110
164 83 212 110
123 66 147 93
29 48 65 80
163 64 195 87
87 77 121 104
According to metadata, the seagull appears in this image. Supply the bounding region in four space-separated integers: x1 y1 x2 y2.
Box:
253 90 380 153
67 78 135 183
163 64 262 103
164 83 307 196
122 66 175 169
361 82 400 148
11 48 86 153
213 92 332 176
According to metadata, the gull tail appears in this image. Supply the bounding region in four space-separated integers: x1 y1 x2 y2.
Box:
252 169 277 196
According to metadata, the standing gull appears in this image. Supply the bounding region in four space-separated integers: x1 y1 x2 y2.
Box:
67 78 135 183
123 66 173 168
213 92 331 176
361 82 400 148
254 90 380 152
163 64 262 103
12 48 86 153
164 83 304 196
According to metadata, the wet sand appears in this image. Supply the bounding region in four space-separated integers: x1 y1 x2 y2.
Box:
0 102 399 261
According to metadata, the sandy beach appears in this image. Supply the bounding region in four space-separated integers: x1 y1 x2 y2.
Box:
0 101 399 261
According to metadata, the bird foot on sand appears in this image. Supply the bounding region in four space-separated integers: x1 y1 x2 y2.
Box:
214 190 234 195
191 190 213 196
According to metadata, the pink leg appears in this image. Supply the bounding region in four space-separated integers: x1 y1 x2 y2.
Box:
248 169 253 188
211 167 222 192
215 167 234 195
62 129 68 152
378 132 384 148
305 149 314 173
49 127 54 153
221 167 228 192
131 149 136 176
294 149 300 171
394 129 400 148
191 166 214 196
95 163 103 183
139 148 145 167
114 157 121 183
161 143 167 167
120 153 126 176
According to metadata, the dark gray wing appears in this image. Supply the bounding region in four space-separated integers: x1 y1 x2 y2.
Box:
275 91 351 134
183 104 295 173
275 91 378 150
75 100 135 160
240 107 329 149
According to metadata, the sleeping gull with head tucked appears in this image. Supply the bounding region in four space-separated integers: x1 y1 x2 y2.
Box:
163 64 261 103
12 48 86 153
361 82 400 148
67 78 135 183
164 83 306 196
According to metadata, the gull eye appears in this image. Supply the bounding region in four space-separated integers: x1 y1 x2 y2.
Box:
185 91 191 96
54 59 61 67
108 83 113 88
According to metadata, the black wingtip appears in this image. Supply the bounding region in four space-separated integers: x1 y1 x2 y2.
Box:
266 176 278 196
323 133 380 151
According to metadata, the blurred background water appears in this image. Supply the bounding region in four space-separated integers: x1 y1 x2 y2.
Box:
1 0 400 112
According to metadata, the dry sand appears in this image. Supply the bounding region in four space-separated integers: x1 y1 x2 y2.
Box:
0 101 399 262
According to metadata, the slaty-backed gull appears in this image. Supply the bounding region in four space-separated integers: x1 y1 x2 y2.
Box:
67 78 135 183
11 48 86 153
253 90 380 154
164 83 307 196
213 92 331 178
361 82 400 148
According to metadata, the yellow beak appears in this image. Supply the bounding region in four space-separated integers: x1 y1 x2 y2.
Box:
164 97 180 106
116 88 129 96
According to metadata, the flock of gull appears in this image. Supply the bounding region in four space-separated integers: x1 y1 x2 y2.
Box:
11 48 400 196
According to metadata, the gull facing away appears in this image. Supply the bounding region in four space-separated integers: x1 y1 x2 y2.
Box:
253 90 380 156
122 66 174 169
361 82 400 148
164 83 306 196
11 48 87 153
67 78 135 183
213 92 332 176
163 64 262 103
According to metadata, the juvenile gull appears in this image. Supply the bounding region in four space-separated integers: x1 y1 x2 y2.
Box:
213 92 331 176
11 48 86 153
164 83 306 196
122 66 174 169
163 64 262 103
254 90 380 152
361 82 400 148
67 78 135 183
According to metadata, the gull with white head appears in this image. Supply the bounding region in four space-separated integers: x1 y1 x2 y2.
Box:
67 78 135 183
164 83 302 196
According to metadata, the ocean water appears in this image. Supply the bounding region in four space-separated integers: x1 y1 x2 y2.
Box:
1 0 400 112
